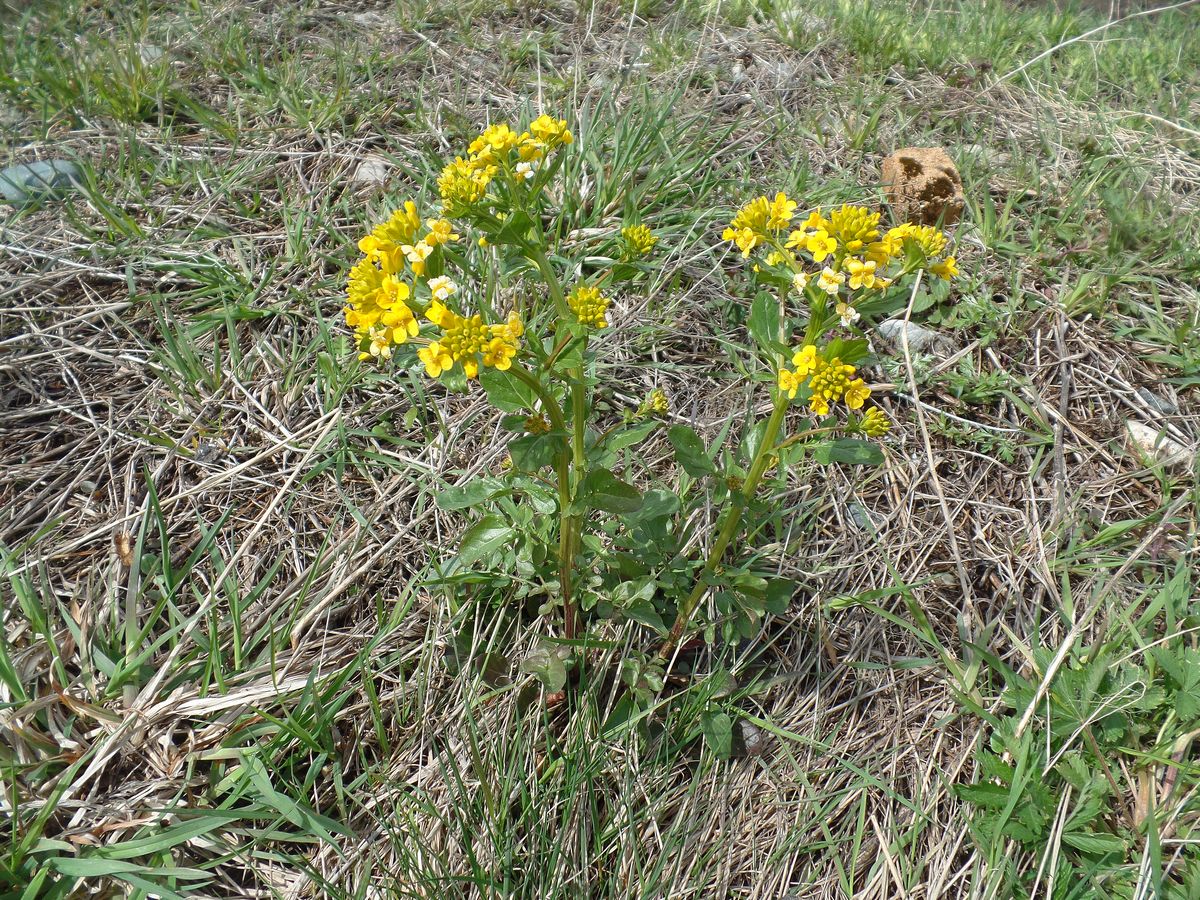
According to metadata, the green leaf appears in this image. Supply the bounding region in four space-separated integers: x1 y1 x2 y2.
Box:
479 368 539 413
667 424 716 477
700 710 733 759
748 291 781 352
631 489 680 522
578 467 643 513
519 645 567 691
508 432 566 472
436 477 509 510
812 437 884 466
764 578 796 614
624 600 666 632
823 337 870 365
1061 831 1126 855
491 209 535 244
455 515 515 568
601 420 659 455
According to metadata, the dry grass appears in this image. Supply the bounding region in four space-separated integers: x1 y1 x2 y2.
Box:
2 0 1199 896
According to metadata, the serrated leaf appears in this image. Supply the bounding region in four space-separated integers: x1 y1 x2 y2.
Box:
667 424 716 477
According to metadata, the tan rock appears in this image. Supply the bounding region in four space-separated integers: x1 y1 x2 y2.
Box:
881 147 964 226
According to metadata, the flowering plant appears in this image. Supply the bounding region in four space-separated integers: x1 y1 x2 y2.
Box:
343 117 957 694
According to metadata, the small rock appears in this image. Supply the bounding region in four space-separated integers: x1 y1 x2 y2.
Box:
0 160 83 205
138 43 165 65
352 11 387 26
959 143 1010 169
881 147 964 226
351 154 390 187
876 318 958 356
1135 387 1179 417
1126 421 1193 469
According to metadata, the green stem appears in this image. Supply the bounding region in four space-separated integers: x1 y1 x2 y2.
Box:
508 364 577 638
659 395 790 658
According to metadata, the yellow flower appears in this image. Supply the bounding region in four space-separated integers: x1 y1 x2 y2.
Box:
438 157 491 211
358 202 422 258
345 255 418 357
347 255 385 312
805 208 826 227
806 230 838 263
792 344 819 379
825 205 881 253
836 301 860 327
723 225 761 257
380 304 419 343
401 241 433 276
468 123 521 158
766 192 798 230
865 232 904 267
621 223 658 257
808 356 856 411
890 223 947 258
843 378 871 409
860 407 890 437
792 271 810 293
478 236 489 247
424 219 460 246
647 388 669 415
517 134 545 162
930 255 959 280
418 341 453 377
778 367 802 399
427 276 456 301
817 266 845 294
568 284 611 329
845 258 877 290
728 195 771 236
367 326 393 360
529 114 573 148
425 299 452 327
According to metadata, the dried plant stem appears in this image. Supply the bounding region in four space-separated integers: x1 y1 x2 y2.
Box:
659 395 790 658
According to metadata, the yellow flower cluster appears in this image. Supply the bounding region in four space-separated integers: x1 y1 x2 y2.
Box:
859 407 891 437
638 387 670 418
439 116 573 214
418 302 524 379
568 284 611 329
722 192 797 256
344 202 464 359
777 344 874 416
621 223 658 257
723 197 960 313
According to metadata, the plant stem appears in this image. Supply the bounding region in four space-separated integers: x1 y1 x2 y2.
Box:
520 249 589 641
659 395 790 658
508 364 577 638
